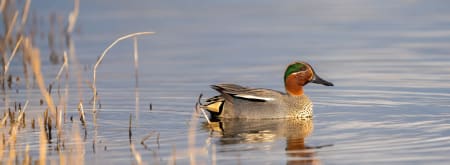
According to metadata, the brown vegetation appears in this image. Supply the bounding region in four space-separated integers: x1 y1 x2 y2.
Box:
0 0 215 164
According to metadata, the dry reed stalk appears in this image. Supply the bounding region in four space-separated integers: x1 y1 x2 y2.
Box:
8 109 14 124
50 52 68 85
0 0 6 13
4 10 18 43
15 0 31 39
1 6 24 119
58 148 66 165
92 31 155 113
31 118 35 129
129 113 132 144
47 116 52 141
50 51 69 127
39 118 47 165
135 86 140 125
52 52 67 139
5 106 19 164
7 132 16 165
0 113 8 128
43 109 48 128
134 37 140 123
16 100 28 128
130 143 142 165
188 106 201 165
66 0 79 34
24 144 30 165
92 122 98 154
62 52 70 123
0 131 3 159
3 100 29 162
65 0 83 103
140 131 156 146
2 89 10 127
133 37 139 87
71 121 84 165
91 61 99 155
26 38 57 118
4 36 23 75
57 105 63 140
196 94 211 124
168 144 176 165
20 0 31 28
77 101 86 125
199 106 210 125
156 132 160 149
53 52 68 139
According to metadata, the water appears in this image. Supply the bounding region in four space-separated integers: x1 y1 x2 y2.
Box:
3 0 450 164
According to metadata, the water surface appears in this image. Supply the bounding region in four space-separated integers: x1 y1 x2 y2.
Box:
3 0 450 164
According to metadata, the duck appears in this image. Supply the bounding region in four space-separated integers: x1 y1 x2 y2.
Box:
200 61 333 119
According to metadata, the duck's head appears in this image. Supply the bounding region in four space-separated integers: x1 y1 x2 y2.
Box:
284 61 333 96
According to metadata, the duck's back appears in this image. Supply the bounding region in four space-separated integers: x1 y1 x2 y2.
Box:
205 84 313 119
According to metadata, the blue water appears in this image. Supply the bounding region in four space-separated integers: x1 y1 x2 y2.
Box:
2 0 450 164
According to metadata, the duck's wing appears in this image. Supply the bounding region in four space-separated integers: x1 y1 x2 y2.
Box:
202 95 225 113
211 83 283 102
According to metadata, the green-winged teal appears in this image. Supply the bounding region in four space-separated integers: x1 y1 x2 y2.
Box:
200 61 333 119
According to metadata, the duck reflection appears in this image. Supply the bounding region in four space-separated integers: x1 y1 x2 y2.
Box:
204 118 324 164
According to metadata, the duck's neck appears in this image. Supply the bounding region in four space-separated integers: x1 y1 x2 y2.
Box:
285 75 304 96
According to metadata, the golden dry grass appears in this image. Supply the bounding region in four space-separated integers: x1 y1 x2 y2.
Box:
70 121 84 165
27 38 57 119
39 118 47 165
0 1 216 164
0 0 85 164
